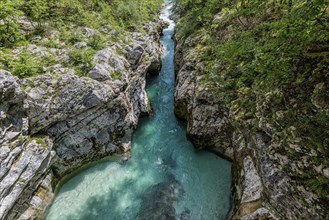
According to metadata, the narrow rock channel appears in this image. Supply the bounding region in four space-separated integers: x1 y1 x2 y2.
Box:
46 1 232 219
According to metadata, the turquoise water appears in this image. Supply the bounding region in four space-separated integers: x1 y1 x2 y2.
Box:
46 2 231 219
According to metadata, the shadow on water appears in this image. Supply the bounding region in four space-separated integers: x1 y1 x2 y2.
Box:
46 1 232 219
136 173 186 220
65 173 187 220
65 177 135 220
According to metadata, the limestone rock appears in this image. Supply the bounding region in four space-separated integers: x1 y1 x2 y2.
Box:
241 156 262 203
311 82 328 109
0 70 24 104
126 44 144 65
173 24 326 219
73 42 88 49
81 27 97 37
0 20 163 220
174 53 231 153
240 208 278 220
88 64 112 81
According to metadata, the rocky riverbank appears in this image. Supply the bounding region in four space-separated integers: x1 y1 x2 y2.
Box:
174 18 328 220
0 20 165 219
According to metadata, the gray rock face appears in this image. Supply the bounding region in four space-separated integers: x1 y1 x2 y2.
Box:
241 156 262 203
174 45 232 155
240 208 279 220
88 46 129 81
174 34 325 219
88 64 112 81
126 44 144 65
0 70 56 219
0 20 164 220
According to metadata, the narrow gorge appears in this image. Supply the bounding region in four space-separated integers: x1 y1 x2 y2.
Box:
46 2 231 219
0 0 328 219
1 1 233 219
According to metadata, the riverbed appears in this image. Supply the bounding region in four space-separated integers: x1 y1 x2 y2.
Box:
46 1 231 219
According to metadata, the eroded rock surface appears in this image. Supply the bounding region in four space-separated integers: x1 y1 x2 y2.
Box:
174 44 232 155
0 21 164 220
174 33 326 219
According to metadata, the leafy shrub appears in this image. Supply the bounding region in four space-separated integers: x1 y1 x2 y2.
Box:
0 1 24 47
68 48 95 76
87 34 105 50
0 0 162 78
0 51 43 78
307 176 329 200
175 0 329 211
22 0 49 34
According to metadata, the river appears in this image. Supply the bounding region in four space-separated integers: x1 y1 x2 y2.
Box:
46 1 231 219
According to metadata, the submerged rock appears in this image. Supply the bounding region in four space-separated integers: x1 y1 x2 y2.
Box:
136 173 185 220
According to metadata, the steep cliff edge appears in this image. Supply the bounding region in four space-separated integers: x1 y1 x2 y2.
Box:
173 1 328 219
0 21 164 219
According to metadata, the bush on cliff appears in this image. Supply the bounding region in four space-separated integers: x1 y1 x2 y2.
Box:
175 0 329 214
0 1 24 47
0 0 162 77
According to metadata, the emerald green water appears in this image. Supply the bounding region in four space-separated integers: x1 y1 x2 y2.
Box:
46 2 231 219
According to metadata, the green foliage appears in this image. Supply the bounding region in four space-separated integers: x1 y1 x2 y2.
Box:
175 0 329 117
307 176 329 200
66 32 84 45
0 0 163 43
0 1 24 47
110 71 122 80
0 48 58 78
0 0 162 78
175 0 329 210
0 51 43 78
38 39 61 48
17 135 24 143
175 0 224 38
68 48 96 76
22 0 49 33
87 34 105 50
31 134 48 148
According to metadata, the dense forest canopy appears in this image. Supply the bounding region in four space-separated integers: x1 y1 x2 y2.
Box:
175 0 329 213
